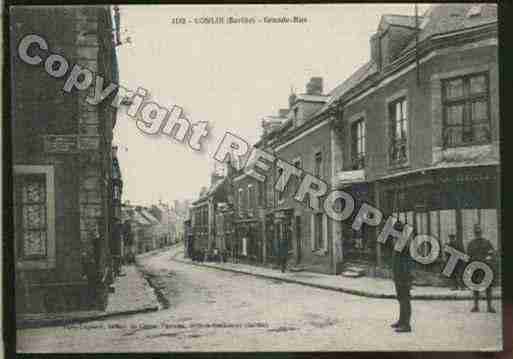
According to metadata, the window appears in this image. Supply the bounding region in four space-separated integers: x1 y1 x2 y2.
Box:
389 98 408 165
238 188 243 214
248 185 255 213
314 213 323 250
14 165 55 269
15 175 47 260
442 73 490 147
351 119 365 169
314 151 322 178
113 184 120 201
277 167 284 202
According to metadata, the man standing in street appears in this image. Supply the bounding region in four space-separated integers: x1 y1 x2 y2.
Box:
390 221 413 333
467 224 496 313
448 234 465 290
279 236 289 273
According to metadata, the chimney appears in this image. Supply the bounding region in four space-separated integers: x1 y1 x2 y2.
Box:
262 117 283 136
306 77 323 95
288 92 297 107
211 172 223 187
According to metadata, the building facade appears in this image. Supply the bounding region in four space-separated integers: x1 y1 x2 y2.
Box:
190 4 500 285
328 3 499 281
12 6 120 313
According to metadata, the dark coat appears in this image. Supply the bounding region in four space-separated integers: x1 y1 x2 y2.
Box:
392 246 413 286
467 237 494 262
279 239 289 258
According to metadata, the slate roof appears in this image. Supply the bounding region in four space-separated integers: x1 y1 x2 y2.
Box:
315 60 378 116
294 93 329 103
401 4 497 53
380 14 421 29
139 209 160 225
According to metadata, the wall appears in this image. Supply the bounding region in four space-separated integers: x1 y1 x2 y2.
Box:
273 123 333 274
12 6 116 313
341 40 499 182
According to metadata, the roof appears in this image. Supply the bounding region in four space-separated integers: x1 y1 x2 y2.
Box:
130 210 152 226
315 60 378 116
380 14 421 29
294 93 329 103
193 177 228 204
401 4 497 53
313 4 497 119
139 209 160 225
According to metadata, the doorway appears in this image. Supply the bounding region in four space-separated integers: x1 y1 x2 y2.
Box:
295 215 302 264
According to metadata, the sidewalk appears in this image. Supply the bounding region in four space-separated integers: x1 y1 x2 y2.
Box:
174 254 501 301
17 265 160 329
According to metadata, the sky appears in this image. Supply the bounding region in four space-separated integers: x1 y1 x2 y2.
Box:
113 4 432 206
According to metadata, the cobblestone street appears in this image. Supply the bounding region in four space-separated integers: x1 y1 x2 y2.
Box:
17 248 502 352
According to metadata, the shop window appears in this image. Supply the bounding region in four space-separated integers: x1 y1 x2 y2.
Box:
442 73 490 147
313 213 324 251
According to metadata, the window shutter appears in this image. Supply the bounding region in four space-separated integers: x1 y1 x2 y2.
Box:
310 214 315 250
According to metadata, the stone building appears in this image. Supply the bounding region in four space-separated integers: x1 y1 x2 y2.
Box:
254 79 334 274
319 3 499 281
190 173 230 259
12 6 120 313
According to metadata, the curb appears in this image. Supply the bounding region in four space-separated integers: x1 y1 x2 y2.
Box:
173 258 502 301
17 306 159 330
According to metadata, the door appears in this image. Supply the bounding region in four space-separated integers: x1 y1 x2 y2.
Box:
295 215 302 264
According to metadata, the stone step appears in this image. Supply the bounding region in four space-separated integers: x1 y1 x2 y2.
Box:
340 270 365 278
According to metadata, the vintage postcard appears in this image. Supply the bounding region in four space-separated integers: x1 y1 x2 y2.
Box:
9 3 503 353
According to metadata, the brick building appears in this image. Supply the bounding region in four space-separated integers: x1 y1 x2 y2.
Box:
11 6 120 313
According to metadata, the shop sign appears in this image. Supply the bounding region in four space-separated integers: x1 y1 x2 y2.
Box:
44 135 78 153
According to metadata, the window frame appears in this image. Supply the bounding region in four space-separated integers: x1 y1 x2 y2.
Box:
277 167 284 203
14 165 56 270
314 151 323 178
388 96 409 167
441 72 491 148
351 118 366 169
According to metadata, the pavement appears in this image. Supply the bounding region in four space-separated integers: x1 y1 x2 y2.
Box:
17 264 160 329
171 249 501 301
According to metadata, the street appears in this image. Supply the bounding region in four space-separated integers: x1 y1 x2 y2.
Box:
17 247 502 352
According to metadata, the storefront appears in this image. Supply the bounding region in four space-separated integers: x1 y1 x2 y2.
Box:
376 165 499 276
234 218 263 264
338 182 376 264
